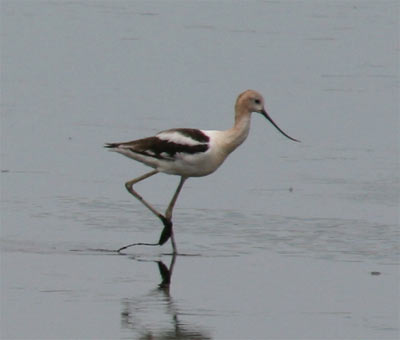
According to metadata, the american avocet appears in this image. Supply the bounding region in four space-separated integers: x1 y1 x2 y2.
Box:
106 90 299 254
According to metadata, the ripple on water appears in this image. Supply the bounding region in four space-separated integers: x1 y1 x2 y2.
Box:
175 208 399 263
6 194 397 264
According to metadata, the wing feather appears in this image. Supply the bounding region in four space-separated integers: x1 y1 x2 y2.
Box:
105 129 209 161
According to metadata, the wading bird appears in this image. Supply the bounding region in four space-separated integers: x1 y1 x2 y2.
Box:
106 90 299 254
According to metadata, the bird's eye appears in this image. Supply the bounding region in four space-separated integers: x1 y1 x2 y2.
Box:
254 99 261 105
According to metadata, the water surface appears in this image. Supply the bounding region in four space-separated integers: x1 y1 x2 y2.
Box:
1 1 399 339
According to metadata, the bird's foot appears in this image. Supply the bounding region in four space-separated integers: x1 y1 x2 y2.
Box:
158 216 173 245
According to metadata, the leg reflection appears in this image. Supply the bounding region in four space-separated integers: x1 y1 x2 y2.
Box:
121 256 211 339
157 253 176 289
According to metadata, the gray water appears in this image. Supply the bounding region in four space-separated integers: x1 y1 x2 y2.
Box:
1 1 399 339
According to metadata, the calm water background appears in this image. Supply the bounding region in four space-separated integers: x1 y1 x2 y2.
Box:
1 1 399 339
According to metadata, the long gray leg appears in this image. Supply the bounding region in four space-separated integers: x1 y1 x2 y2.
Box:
117 169 165 253
161 176 187 254
124 169 165 222
118 171 186 254
165 176 187 220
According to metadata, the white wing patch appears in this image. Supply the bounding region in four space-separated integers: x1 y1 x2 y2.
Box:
156 130 203 146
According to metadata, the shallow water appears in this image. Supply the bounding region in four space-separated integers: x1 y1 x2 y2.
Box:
1 1 399 339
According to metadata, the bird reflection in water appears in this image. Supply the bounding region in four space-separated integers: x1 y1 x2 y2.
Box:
121 255 212 339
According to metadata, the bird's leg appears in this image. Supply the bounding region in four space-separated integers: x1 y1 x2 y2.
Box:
119 171 186 254
124 169 166 222
117 170 165 253
159 176 187 254
165 177 187 220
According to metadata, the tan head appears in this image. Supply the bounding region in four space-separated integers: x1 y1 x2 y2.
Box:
235 89 300 142
235 89 265 114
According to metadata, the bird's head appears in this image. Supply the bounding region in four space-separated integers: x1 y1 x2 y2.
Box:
236 89 300 143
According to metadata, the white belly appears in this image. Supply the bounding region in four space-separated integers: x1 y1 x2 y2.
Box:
158 149 225 177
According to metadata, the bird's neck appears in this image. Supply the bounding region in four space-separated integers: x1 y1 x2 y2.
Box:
221 111 252 155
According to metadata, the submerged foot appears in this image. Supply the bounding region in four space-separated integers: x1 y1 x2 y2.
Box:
116 216 174 253
117 241 159 253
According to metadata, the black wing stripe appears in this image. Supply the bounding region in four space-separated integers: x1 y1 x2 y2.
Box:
126 136 208 161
